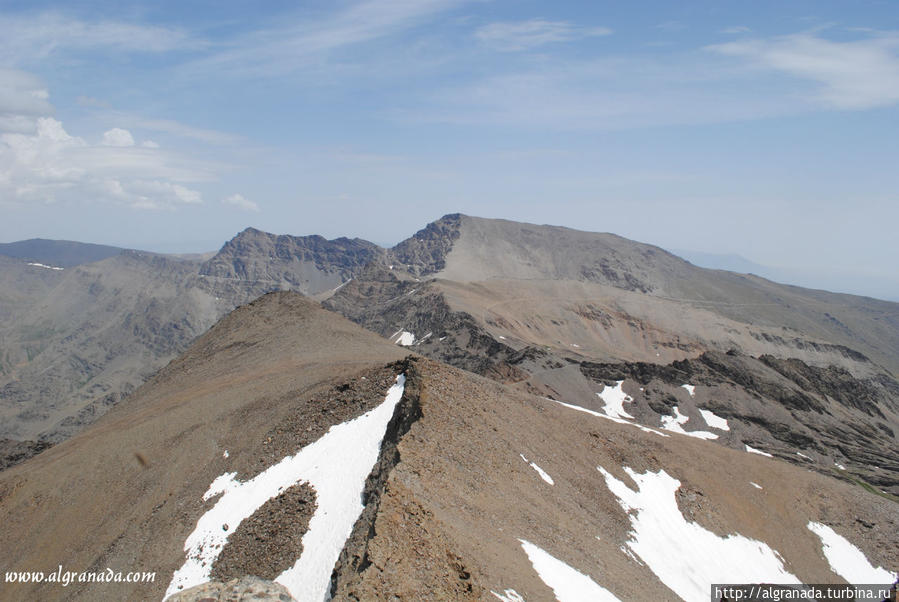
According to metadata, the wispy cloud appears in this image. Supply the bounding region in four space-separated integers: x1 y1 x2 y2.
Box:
0 11 198 64
181 0 474 78
398 53 791 130
137 119 240 145
708 31 899 109
475 19 611 52
720 26 751 35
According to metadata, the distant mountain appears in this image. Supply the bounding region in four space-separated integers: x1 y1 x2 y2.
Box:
1 292 894 601
0 238 126 268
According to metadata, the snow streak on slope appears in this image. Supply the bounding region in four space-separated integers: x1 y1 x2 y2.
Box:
698 409 729 431
519 539 620 602
745 445 773 458
598 465 799 601
520 454 554 485
660 407 718 440
549 398 668 438
26 262 64 270
681 384 695 397
165 375 406 600
596 381 634 420
807 522 896 583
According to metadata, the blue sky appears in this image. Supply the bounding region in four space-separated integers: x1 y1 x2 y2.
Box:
1 1 897 299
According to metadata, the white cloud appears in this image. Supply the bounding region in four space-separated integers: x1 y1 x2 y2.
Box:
221 193 259 212
475 19 612 51
1 116 212 209
708 31 899 109
141 140 160 149
101 128 135 147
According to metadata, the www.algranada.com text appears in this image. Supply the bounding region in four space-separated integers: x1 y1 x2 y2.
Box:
5 566 156 587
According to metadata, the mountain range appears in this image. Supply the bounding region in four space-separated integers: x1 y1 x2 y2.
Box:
0 214 896 600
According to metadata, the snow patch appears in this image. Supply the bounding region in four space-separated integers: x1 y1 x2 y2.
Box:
26 262 64 270
598 465 799 601
596 381 634 420
660 407 718 440
164 375 406 601
750 482 763 490
491 588 525 602
499 335 506 340
391 331 415 346
519 539 620 602
698 409 730 431
681 384 695 397
222 450 229 458
835 463 846 470
745 444 773 458
796 452 812 461
807 522 896 583
520 454 554 485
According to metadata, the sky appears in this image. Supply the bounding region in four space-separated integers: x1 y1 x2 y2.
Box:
1 0 897 299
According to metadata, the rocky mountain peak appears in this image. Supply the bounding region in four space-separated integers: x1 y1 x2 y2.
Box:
389 213 463 277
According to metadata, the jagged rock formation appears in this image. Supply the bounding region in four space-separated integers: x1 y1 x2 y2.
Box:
199 227 383 292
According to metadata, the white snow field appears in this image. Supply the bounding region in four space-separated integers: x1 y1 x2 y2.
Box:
165 374 406 601
807 522 896 583
660 406 718 440
598 465 799 601
519 539 621 602
681 384 696 397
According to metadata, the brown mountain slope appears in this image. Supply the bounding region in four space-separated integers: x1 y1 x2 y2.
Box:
1 293 895 601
